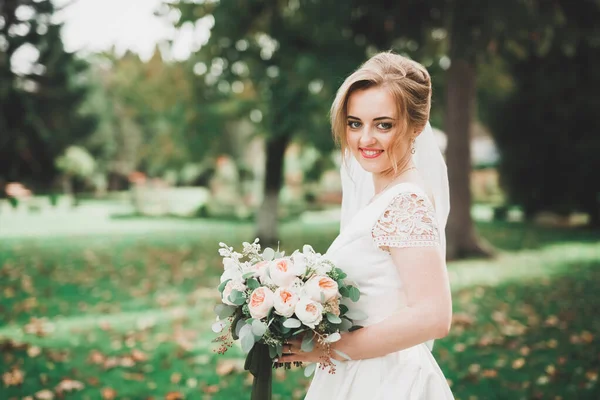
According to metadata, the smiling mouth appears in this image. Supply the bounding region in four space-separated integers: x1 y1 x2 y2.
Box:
359 148 384 159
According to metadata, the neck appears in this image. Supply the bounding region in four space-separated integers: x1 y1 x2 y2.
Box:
373 161 415 194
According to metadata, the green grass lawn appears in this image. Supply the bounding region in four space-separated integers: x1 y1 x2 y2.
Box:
1 216 599 399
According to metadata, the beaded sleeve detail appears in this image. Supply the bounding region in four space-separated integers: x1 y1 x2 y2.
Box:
372 192 440 251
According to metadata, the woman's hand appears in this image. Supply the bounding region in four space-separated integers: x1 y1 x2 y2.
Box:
275 335 343 364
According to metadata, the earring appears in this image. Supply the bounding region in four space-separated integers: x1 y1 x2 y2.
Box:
411 139 416 154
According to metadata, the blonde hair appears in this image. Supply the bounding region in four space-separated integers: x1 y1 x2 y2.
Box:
330 51 432 171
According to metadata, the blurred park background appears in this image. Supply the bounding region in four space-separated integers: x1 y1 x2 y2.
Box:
1 0 600 399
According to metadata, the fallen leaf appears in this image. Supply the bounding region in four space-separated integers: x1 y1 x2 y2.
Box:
101 387 117 400
202 384 219 394
165 392 184 400
170 372 182 384
2 367 24 387
27 345 42 358
131 349 148 362
55 378 85 393
35 390 54 400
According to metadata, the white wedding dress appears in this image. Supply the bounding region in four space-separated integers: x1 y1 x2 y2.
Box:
304 182 454 400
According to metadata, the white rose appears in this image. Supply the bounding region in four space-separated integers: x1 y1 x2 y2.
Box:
248 287 275 319
220 267 242 283
291 252 307 277
273 287 300 318
304 275 339 303
294 297 324 329
243 260 270 281
314 261 334 275
223 257 237 270
268 258 298 287
222 280 247 306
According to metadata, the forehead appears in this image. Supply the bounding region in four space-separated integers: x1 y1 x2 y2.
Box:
346 86 397 118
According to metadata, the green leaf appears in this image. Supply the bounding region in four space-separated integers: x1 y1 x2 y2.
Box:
229 289 246 306
301 334 315 352
339 304 349 315
304 363 317 377
246 278 260 290
251 319 267 337
326 313 342 324
335 268 347 279
334 349 352 361
212 321 226 333
339 286 350 297
269 345 278 359
214 304 236 319
283 318 302 328
240 324 255 353
349 325 364 332
324 332 341 343
348 286 361 302
345 309 368 321
338 317 353 332
218 279 230 293
263 248 275 261
242 271 255 279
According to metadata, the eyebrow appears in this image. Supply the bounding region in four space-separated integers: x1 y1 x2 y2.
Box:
347 115 396 121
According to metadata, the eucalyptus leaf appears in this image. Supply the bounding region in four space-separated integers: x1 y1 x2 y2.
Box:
334 349 352 361
283 318 302 328
301 334 315 352
251 319 267 337
345 309 368 321
217 279 230 293
263 247 275 261
348 286 361 302
242 271 255 279
241 331 256 353
246 278 260 290
349 325 364 332
276 342 283 358
229 289 246 306
304 363 317 377
269 345 278 359
324 332 341 343
214 304 235 319
326 313 342 324
211 320 226 333
339 286 350 297
338 317 353 332
235 318 246 337
240 324 255 353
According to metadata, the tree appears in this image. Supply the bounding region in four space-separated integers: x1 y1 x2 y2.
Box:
347 0 586 258
487 0 600 226
171 0 363 245
0 0 96 193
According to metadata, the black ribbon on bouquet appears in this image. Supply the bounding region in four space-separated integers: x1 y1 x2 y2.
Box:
244 342 272 400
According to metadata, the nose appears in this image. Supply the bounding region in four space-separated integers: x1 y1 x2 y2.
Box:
358 126 377 147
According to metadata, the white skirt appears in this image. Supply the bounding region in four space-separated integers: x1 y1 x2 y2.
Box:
304 343 454 400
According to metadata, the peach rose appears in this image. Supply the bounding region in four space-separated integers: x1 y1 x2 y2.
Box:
304 275 339 303
294 297 324 329
248 287 274 319
273 287 300 318
268 258 298 287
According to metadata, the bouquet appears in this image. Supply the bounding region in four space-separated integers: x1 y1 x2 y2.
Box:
212 239 365 400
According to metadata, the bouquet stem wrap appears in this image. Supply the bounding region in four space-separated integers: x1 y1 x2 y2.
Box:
244 342 272 400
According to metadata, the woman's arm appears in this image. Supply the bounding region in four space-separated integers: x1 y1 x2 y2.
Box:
278 245 452 363
334 245 452 360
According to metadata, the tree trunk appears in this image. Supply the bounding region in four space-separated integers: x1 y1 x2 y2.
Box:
444 58 495 260
255 134 291 247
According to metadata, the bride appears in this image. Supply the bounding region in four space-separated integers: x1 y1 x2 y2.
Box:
277 51 455 399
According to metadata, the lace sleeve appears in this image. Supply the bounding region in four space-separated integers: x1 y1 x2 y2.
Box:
372 192 441 252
